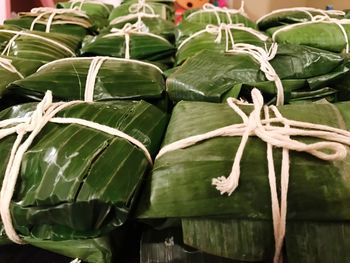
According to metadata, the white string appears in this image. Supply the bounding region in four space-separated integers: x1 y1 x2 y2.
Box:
129 0 155 15
69 259 81 263
178 23 268 51
36 57 163 74
0 57 24 78
272 15 350 53
68 0 111 13
186 2 247 24
155 88 350 263
29 7 89 32
0 30 75 57
103 23 169 59
0 90 153 244
257 6 345 24
226 43 284 106
84 57 108 102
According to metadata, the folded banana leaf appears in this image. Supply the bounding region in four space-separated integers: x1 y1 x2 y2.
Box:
7 57 166 107
0 56 44 98
257 8 345 31
0 224 116 262
105 16 176 43
80 30 176 67
109 2 174 22
176 25 269 65
0 29 81 62
180 5 256 30
267 21 350 53
0 99 167 242
167 44 349 103
136 99 350 261
57 0 113 29
4 8 95 39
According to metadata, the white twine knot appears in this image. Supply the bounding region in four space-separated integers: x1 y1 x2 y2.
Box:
129 0 156 15
29 7 89 33
0 57 24 78
178 23 268 51
187 2 246 25
156 87 350 263
68 0 110 12
226 43 284 105
104 23 143 59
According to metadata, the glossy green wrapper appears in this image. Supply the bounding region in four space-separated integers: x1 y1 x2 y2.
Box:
257 9 344 31
167 44 349 103
0 27 81 62
57 1 113 29
7 57 166 106
0 100 168 261
81 32 176 67
137 100 350 262
267 23 350 53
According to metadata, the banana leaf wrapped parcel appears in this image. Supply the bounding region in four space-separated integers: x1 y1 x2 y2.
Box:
81 24 176 67
7 57 167 109
0 28 81 62
176 23 269 65
177 3 256 42
136 90 350 262
0 95 168 262
105 15 176 43
167 43 349 104
57 0 113 29
257 7 346 31
266 18 350 53
4 7 95 39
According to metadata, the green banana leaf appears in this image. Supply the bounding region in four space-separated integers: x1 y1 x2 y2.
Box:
105 16 177 43
182 218 273 261
109 2 174 22
285 221 350 263
181 8 256 29
4 22 87 40
0 29 81 62
57 0 113 29
5 7 96 37
24 235 112 263
136 99 350 261
182 218 350 262
257 8 345 31
7 57 166 106
176 26 269 65
0 56 44 98
0 99 167 241
267 22 350 53
137 100 350 220
166 44 349 103
80 31 176 67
